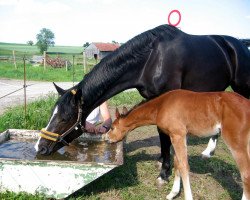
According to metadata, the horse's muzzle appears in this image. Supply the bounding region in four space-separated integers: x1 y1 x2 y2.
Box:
38 145 50 155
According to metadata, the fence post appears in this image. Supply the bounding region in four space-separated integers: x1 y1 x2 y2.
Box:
72 55 75 86
43 51 46 70
66 60 68 71
13 50 17 69
83 51 86 74
23 55 27 127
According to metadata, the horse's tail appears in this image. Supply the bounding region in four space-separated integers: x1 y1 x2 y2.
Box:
220 36 250 93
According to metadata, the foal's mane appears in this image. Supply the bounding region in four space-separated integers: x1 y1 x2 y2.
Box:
78 25 180 103
120 99 148 118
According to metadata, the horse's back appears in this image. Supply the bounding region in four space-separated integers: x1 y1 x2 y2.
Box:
157 90 250 136
144 32 243 95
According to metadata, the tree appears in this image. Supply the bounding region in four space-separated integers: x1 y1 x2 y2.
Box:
83 42 90 48
36 28 55 53
112 40 119 44
27 40 34 46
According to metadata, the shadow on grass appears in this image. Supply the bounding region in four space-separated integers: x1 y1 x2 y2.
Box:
187 135 213 146
125 135 160 153
67 151 157 199
189 155 242 200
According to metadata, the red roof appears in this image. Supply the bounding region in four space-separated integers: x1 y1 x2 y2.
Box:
93 43 120 52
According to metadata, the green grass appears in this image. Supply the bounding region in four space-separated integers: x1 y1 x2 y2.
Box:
0 61 87 82
0 42 97 81
0 94 57 132
0 91 143 132
0 42 83 56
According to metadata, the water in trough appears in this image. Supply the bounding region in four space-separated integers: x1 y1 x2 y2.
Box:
0 137 118 163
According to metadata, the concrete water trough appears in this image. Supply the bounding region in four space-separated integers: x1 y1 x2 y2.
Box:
0 129 123 199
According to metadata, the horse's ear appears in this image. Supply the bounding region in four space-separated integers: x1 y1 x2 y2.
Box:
53 82 66 96
115 108 120 119
122 107 128 115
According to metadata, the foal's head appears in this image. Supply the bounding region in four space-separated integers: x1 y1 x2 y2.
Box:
107 107 129 143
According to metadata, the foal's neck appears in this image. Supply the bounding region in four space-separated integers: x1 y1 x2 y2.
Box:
121 100 158 131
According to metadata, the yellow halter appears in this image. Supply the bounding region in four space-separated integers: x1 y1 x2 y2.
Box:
40 128 60 142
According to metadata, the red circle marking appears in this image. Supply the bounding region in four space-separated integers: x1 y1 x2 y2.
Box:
168 10 181 27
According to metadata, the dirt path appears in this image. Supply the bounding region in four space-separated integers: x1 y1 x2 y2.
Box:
0 78 75 115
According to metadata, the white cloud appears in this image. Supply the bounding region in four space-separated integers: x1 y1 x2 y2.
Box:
0 0 249 45
0 0 19 6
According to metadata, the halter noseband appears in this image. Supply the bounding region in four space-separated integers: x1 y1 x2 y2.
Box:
40 96 84 146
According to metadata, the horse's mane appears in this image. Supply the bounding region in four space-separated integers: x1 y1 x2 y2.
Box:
79 25 181 104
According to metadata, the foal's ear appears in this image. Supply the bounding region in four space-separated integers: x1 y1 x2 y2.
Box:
122 107 128 115
115 108 121 119
53 82 66 96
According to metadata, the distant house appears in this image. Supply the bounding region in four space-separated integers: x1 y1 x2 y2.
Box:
85 43 120 59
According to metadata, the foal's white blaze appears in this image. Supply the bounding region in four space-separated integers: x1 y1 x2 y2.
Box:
201 123 221 158
34 106 59 152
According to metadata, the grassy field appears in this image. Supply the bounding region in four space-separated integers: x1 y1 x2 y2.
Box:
0 42 83 56
0 42 99 82
0 90 242 200
0 61 86 82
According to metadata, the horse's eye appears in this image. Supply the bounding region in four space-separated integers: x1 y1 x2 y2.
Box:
61 118 68 123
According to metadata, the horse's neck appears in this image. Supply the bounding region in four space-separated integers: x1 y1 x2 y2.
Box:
81 59 142 114
121 101 157 131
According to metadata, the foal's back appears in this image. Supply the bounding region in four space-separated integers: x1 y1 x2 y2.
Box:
156 90 250 137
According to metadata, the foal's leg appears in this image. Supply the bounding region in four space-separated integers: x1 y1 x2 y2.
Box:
222 131 250 200
201 134 218 159
167 155 181 200
170 134 193 200
157 127 172 186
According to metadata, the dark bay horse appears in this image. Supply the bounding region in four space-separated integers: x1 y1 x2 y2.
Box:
35 24 250 184
106 90 250 200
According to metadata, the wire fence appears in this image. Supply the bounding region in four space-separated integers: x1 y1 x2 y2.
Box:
0 50 99 123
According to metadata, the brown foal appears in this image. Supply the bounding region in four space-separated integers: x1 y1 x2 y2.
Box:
105 89 250 200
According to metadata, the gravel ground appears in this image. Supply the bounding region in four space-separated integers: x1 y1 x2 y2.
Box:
0 78 75 115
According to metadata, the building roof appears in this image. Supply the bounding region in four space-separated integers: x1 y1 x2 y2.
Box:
93 43 120 52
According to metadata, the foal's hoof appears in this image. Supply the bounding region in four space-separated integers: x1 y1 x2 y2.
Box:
156 176 167 189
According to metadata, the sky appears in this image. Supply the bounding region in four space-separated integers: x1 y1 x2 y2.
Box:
0 0 249 46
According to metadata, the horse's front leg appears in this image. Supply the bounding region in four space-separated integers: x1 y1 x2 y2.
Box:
156 127 172 187
201 134 219 159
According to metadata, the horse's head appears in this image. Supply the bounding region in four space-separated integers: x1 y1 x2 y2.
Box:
106 107 128 143
35 83 83 155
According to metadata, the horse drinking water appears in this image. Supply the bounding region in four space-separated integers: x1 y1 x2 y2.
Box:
35 24 250 185
106 90 250 200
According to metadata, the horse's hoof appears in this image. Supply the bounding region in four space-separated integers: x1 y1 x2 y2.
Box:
155 161 162 170
201 151 211 159
156 177 166 189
